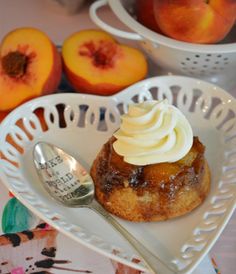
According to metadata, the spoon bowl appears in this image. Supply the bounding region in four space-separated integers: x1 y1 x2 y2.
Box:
34 142 94 207
33 142 175 274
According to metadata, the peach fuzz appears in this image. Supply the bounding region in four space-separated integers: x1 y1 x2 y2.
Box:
0 27 62 111
136 0 162 33
62 30 148 96
153 0 236 44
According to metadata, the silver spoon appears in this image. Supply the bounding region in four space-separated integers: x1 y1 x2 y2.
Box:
33 142 175 274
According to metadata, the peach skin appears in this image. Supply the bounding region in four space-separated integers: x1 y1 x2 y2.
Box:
0 27 62 111
62 30 148 96
153 0 236 44
136 0 162 33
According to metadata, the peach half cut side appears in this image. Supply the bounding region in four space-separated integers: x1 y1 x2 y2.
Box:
0 27 62 111
62 30 148 96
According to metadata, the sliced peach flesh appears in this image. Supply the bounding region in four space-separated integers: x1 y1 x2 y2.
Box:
62 30 147 93
0 27 60 111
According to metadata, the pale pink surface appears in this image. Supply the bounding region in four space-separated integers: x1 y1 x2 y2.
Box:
210 211 236 273
0 1 235 273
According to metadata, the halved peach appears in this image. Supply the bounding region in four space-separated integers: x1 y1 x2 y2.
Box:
0 27 62 111
62 30 148 95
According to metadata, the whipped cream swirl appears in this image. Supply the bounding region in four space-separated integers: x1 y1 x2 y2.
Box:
113 100 193 165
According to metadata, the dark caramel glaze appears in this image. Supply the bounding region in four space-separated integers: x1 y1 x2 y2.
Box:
92 136 206 216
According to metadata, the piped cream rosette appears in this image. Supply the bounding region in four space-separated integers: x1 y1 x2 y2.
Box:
113 100 193 165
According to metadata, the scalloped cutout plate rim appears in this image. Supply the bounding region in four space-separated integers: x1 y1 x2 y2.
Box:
0 75 236 274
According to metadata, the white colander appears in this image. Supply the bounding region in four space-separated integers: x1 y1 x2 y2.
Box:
90 0 236 90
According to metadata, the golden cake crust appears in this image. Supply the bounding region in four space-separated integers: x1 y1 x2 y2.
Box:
90 137 211 222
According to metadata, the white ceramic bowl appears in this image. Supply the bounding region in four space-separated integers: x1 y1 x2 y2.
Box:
90 0 236 90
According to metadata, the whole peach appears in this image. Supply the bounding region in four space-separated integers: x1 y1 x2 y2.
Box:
153 0 236 43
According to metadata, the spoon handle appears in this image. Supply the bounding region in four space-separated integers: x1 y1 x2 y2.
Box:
89 201 175 274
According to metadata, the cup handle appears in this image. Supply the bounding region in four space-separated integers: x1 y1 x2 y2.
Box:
89 0 143 41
